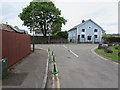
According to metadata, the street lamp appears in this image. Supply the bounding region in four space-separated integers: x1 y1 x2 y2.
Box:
32 2 35 52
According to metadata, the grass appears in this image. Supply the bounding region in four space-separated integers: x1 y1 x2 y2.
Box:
95 46 120 62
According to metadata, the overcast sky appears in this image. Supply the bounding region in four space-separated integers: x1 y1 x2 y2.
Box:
0 0 119 34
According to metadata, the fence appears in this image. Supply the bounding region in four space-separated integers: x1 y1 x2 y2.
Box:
0 31 2 59
1 30 31 67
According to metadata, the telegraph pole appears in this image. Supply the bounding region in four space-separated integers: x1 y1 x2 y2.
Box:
32 2 35 52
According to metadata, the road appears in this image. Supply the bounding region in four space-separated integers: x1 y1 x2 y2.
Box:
36 44 118 88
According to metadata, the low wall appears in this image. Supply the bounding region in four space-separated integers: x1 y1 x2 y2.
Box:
31 36 68 44
0 31 2 59
1 30 31 67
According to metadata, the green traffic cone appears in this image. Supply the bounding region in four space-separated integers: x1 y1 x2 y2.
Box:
52 64 58 74
52 51 54 56
48 48 50 52
52 55 56 63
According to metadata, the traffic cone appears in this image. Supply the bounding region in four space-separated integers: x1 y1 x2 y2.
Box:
52 64 58 74
52 51 54 56
48 48 50 52
52 55 56 63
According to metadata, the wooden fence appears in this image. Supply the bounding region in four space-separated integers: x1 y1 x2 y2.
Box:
1 30 31 67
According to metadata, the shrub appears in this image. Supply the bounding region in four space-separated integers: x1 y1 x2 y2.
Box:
104 37 120 43
55 31 68 39
114 46 119 50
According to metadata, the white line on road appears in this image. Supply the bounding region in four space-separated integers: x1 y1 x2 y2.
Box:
63 45 67 49
69 50 79 58
63 45 79 58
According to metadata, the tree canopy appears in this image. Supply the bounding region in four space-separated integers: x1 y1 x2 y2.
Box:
19 0 66 36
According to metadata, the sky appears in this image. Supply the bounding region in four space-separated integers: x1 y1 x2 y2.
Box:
0 0 119 34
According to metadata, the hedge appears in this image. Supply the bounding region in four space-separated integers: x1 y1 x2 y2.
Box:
103 37 120 43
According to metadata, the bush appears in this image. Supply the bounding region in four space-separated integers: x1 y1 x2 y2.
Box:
114 46 119 50
55 31 68 39
103 37 120 43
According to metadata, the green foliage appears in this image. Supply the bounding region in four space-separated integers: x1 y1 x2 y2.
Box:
14 26 19 30
96 46 119 61
102 34 111 38
111 46 120 50
107 37 120 43
19 0 66 36
55 31 68 39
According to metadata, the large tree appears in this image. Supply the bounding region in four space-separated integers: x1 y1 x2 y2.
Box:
19 0 66 36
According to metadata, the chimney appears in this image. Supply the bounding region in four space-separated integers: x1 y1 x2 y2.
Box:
82 20 85 23
6 22 8 25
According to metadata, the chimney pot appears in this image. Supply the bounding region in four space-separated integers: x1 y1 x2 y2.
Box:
82 20 85 23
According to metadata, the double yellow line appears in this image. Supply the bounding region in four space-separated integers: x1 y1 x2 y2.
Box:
52 63 60 89
49 49 60 89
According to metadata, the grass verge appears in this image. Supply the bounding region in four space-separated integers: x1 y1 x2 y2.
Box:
95 46 120 62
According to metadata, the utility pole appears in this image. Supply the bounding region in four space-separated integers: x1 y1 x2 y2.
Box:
32 2 35 52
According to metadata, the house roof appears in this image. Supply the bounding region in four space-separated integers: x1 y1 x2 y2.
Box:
68 19 105 32
0 24 28 34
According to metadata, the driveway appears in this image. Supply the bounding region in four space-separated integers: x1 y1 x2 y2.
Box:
36 44 118 88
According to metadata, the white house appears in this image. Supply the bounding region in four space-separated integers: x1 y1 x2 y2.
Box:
68 19 105 43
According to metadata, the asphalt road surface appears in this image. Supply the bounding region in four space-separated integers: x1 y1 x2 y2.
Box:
36 44 118 88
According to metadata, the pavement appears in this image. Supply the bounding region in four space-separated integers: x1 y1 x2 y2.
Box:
36 44 118 88
2 49 48 89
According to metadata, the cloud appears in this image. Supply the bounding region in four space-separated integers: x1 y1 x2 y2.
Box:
0 0 118 34
52 0 119 3
1 2 29 21
8 16 28 30
52 1 118 34
0 0 32 2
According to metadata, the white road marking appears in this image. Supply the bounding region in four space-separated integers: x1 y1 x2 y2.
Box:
69 50 79 57
63 45 67 49
63 45 79 58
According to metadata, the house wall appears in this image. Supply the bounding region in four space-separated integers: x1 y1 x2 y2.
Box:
68 29 77 43
77 20 102 42
2 30 31 67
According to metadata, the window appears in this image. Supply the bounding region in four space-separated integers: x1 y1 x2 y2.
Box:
81 35 85 38
94 29 98 32
94 35 97 38
89 26 91 28
87 36 91 40
82 29 85 32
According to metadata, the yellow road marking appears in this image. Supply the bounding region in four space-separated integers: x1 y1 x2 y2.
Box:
52 74 55 88
51 50 60 89
56 74 60 89
51 62 60 88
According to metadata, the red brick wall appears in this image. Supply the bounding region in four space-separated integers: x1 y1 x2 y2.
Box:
2 30 31 67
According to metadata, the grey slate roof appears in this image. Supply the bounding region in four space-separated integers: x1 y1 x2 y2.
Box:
68 19 105 33
7 25 28 34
